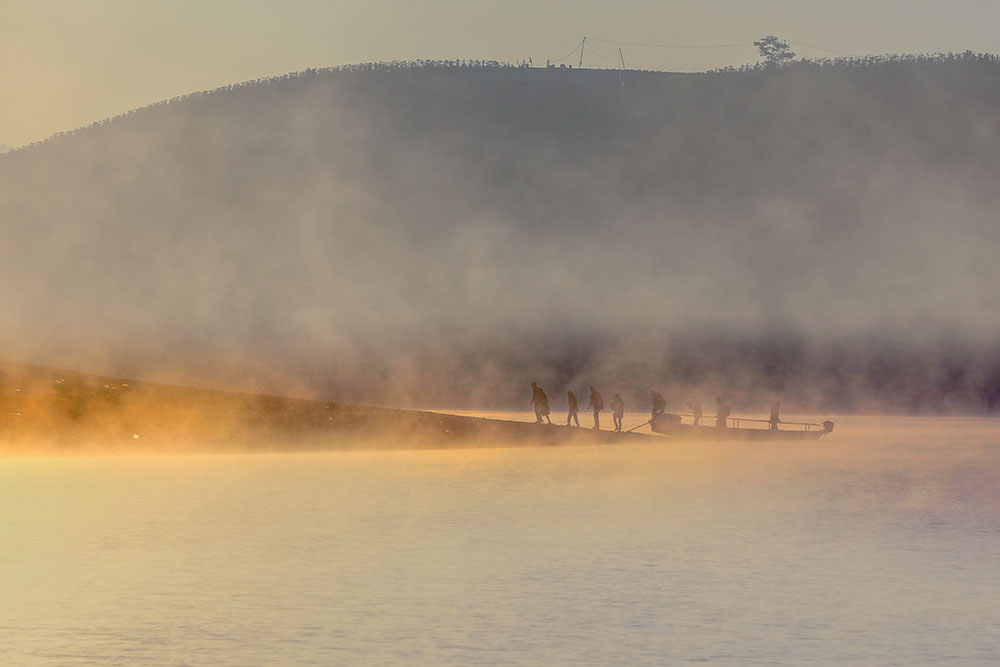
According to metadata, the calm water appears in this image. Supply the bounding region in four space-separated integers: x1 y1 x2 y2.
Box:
2 415 1000 665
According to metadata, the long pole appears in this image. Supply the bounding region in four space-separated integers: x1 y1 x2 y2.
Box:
624 420 650 434
579 37 586 68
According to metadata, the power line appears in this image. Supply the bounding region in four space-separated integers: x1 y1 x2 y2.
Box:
588 37 755 49
551 39 584 64
583 36 851 55
548 35 854 69
788 40 851 56
586 40 609 61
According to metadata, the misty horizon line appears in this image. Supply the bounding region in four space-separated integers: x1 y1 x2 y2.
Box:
2 358 994 420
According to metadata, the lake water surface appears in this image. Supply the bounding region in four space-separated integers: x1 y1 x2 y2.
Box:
2 415 1000 665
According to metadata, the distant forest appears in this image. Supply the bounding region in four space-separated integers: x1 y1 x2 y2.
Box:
1 55 999 413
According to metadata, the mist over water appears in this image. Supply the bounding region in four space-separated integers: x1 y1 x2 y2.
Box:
1 59 999 411
4 18 1000 666
2 416 999 664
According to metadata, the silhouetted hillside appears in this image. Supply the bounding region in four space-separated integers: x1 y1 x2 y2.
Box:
1 57 999 412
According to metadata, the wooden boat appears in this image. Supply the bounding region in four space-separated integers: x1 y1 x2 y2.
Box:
649 413 835 441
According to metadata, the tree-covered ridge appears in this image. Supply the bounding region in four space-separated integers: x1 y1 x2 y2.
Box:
5 51 998 153
6 59 526 152
713 49 1000 73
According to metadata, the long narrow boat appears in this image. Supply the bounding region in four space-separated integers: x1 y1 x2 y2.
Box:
650 413 835 441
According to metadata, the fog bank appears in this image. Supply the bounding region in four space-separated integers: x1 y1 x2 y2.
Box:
1 58 999 412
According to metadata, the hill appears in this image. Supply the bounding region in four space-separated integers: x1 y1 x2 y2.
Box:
1 57 999 413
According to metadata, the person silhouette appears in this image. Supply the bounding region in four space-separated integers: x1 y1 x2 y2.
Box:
650 391 666 421
567 390 580 427
715 397 731 428
611 393 625 432
531 382 551 424
687 397 703 426
587 386 604 430
769 401 781 430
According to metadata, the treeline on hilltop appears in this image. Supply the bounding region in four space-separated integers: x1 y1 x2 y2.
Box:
6 59 528 151
711 49 1000 73
6 51 999 153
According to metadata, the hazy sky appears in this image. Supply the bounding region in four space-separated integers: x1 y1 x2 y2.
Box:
2 0 1000 146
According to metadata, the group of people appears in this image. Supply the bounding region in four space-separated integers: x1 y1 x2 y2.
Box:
531 383 623 431
531 383 649 432
530 383 785 432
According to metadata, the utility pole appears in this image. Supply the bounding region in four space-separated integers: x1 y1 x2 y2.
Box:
618 48 626 86
579 36 586 68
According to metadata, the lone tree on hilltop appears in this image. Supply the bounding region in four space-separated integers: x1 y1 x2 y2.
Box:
754 35 796 67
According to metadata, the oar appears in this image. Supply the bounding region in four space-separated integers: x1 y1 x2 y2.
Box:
624 420 650 434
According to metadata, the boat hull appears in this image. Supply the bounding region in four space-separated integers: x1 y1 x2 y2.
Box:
650 415 826 441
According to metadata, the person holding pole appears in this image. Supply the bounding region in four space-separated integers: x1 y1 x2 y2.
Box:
587 386 604 430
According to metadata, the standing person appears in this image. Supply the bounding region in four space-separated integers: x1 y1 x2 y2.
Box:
769 401 781 430
715 396 731 429
687 397 703 426
566 390 580 427
650 391 666 421
587 386 604 430
531 382 551 424
611 393 625 432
